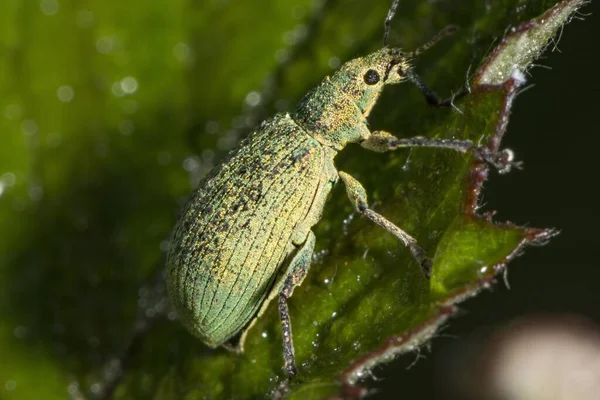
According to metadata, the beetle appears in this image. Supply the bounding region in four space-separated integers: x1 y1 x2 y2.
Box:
166 3 516 377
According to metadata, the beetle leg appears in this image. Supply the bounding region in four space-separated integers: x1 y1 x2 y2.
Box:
338 171 433 277
278 231 316 377
360 131 522 174
278 293 296 377
404 67 470 109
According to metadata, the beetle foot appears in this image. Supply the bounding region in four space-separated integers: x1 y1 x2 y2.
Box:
472 147 523 174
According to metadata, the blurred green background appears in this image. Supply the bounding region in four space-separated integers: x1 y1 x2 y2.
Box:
0 0 598 399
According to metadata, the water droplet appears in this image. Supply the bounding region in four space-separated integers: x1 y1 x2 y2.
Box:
67 381 80 396
40 0 59 16
275 48 290 64
2 173 16 186
328 56 341 69
4 380 16 391
182 156 200 172
173 42 192 63
245 91 262 107
96 36 114 54
352 341 361 350
57 85 74 103
261 332 268 338
331 311 337 318
21 120 38 136
29 185 44 201
111 82 125 97
479 266 489 274
104 358 122 381
120 76 138 94
90 382 103 395
4 104 22 120
13 325 28 339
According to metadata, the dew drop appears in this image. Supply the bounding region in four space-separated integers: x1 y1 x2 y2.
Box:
90 382 103 395
21 120 38 136
328 56 341 69
96 36 114 54
29 185 44 201
120 76 138 94
4 104 22 120
13 325 28 339
182 156 200 172
111 82 125 97
57 85 74 103
245 91 262 107
173 42 192 62
67 381 80 396
40 0 59 16
0 172 15 187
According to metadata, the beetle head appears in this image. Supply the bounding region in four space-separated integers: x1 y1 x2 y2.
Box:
329 47 411 117
330 25 459 117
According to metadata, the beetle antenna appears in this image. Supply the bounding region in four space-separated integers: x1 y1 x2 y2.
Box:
405 25 459 58
383 0 400 46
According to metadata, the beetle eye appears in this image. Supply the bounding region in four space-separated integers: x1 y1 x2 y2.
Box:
363 69 380 85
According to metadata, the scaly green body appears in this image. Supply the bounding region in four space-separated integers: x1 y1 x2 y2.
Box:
167 113 337 346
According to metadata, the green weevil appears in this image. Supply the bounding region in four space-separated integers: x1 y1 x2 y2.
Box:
166 2 516 377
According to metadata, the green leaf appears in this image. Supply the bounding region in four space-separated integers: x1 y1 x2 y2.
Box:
0 0 583 399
